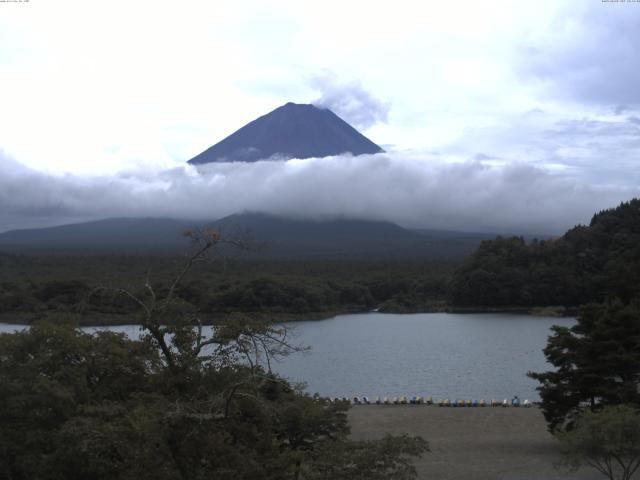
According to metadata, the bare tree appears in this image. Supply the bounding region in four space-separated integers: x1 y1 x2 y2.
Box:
93 227 302 376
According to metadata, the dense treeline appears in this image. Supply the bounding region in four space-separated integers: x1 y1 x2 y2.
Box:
0 256 454 324
451 199 640 308
0 323 427 480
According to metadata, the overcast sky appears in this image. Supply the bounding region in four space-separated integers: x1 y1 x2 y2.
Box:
1 0 639 233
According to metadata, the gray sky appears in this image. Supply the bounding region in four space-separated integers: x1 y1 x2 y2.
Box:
1 0 639 233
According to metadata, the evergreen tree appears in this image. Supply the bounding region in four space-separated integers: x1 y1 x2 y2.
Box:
529 300 640 431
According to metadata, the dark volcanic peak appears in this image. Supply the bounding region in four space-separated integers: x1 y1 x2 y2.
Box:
187 102 384 164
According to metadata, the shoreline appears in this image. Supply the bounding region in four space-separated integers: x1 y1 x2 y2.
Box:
0 305 577 327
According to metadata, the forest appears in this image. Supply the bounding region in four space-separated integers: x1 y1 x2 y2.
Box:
450 199 640 308
0 255 453 325
2 199 640 325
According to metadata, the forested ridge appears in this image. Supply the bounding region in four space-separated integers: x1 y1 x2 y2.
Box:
451 199 640 308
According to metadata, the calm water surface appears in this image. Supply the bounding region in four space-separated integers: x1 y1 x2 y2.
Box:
0 313 574 400
275 313 574 400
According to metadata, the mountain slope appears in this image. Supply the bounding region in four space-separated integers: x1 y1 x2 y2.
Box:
0 218 197 252
188 102 383 164
211 212 422 258
451 198 640 307
0 213 489 260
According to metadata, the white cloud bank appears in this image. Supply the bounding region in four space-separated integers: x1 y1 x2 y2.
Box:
1 152 637 235
310 73 390 130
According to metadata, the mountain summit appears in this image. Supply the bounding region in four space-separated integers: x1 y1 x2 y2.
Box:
187 102 384 164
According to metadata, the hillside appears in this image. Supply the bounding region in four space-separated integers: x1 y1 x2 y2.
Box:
0 218 197 253
213 212 422 258
450 199 640 307
0 213 490 261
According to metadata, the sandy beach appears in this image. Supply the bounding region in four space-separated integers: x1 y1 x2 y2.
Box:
348 405 602 480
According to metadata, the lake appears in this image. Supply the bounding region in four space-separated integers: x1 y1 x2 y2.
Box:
0 312 574 401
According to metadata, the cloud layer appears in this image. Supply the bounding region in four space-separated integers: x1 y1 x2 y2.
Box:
310 74 390 130
2 152 637 236
519 3 640 108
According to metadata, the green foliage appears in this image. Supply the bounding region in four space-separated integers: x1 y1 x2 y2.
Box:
529 300 640 431
557 405 640 480
0 256 455 324
451 199 640 308
0 321 427 480
0 323 161 480
34 280 90 305
0 234 427 479
451 236 597 307
307 434 429 480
